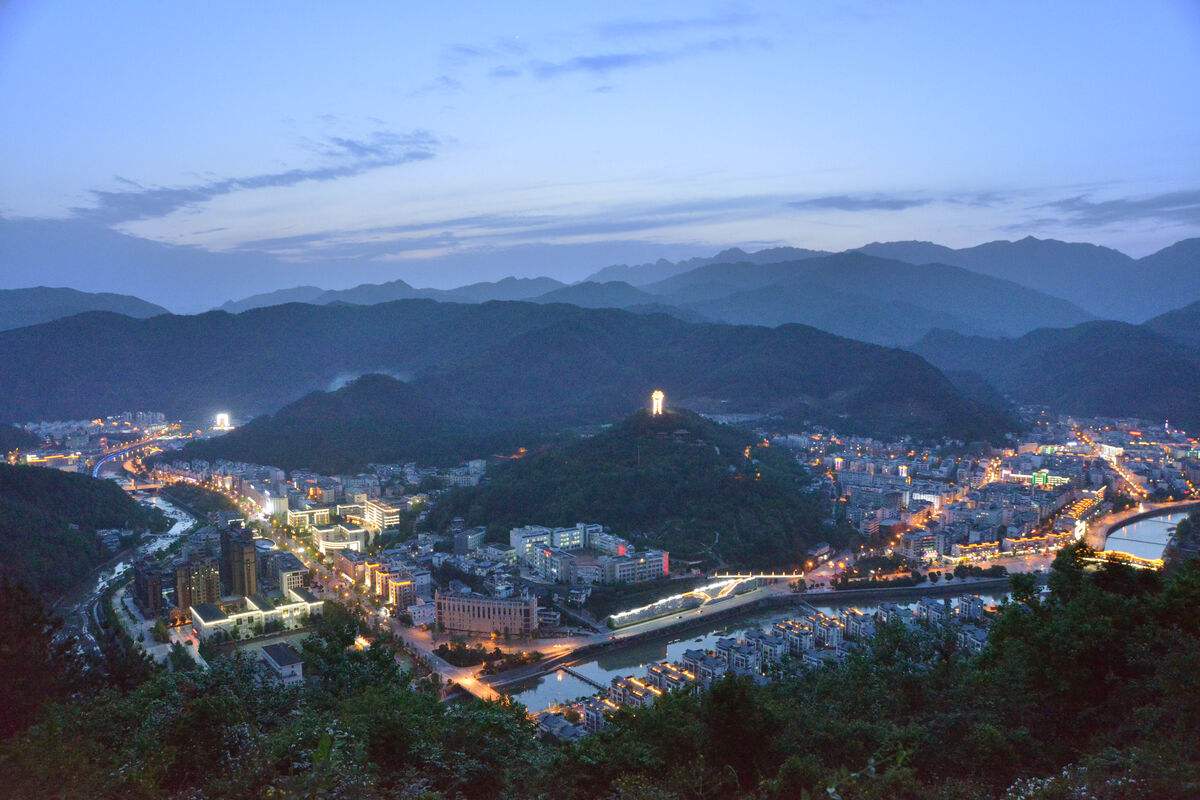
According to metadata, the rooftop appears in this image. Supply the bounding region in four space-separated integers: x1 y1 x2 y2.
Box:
261 642 304 668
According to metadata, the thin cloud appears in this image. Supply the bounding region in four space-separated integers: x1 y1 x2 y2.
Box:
407 75 464 97
1039 189 1200 227
596 9 760 38
788 195 932 212
71 130 438 225
525 36 767 79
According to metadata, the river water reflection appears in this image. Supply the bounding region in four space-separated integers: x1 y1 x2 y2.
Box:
1104 511 1185 561
506 590 1007 711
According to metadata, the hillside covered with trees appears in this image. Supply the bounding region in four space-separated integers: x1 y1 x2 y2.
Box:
432 409 833 568
0 465 168 596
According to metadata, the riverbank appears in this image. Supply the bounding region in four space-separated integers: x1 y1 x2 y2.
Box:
488 576 1017 694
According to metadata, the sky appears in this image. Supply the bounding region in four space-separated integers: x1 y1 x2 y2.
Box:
1 1 1199 309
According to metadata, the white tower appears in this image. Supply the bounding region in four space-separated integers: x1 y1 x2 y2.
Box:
651 389 665 416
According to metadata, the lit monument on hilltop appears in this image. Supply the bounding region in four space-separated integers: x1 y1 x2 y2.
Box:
213 413 233 431
650 389 665 416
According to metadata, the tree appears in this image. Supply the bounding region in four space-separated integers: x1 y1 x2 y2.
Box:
1009 572 1040 607
0 580 89 737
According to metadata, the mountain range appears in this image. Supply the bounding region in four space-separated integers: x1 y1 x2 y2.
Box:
219 275 565 313
912 314 1200 430
0 286 167 331
0 300 1015 448
212 249 1099 347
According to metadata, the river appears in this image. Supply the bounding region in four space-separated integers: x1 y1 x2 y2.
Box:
505 589 1008 711
1103 510 1186 561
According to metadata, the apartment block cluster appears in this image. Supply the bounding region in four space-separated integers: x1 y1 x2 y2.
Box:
131 516 322 642
777 422 1154 566
151 456 466 525
509 523 669 585
329 544 440 627
541 595 994 741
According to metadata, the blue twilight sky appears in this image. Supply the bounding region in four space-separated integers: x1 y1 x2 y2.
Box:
1 1 1199 306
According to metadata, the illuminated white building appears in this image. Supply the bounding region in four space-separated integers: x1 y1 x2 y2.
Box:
213 413 234 431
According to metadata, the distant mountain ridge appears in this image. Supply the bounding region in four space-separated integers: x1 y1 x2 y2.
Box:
219 275 565 312
583 246 832 285
912 320 1200 429
859 236 1200 321
0 286 167 331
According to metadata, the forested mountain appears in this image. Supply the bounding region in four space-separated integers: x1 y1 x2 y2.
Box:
181 374 548 473
0 464 168 596
639 251 1094 344
860 236 1200 321
1143 297 1200 351
0 300 1011 443
913 320 1200 428
0 286 167 331
431 408 830 567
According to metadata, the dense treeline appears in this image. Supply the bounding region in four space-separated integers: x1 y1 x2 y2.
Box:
0 424 39 453
431 409 833 568
159 482 239 515
180 374 548 473
2 543 1198 798
0 464 168 596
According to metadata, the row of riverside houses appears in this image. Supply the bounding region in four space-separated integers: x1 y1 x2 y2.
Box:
538 595 996 741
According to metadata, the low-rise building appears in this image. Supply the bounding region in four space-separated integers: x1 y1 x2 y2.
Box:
190 587 324 641
261 642 305 687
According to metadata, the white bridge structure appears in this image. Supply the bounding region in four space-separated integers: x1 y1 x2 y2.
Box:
710 571 806 580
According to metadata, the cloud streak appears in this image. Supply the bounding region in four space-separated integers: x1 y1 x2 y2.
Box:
71 129 438 225
500 36 768 79
1038 189 1200 227
788 194 932 212
595 9 760 38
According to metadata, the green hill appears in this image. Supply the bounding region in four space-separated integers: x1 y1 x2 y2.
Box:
431 409 833 569
0 465 169 596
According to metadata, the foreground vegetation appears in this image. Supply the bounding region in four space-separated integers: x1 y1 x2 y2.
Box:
2 543 1199 798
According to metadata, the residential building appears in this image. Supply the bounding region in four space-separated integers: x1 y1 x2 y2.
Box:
175 557 221 612
273 551 309 593
132 560 165 616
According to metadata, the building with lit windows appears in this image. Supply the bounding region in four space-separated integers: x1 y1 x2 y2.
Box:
190 587 323 641
434 589 538 637
313 523 366 554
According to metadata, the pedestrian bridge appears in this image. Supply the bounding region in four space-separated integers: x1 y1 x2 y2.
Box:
710 571 805 580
